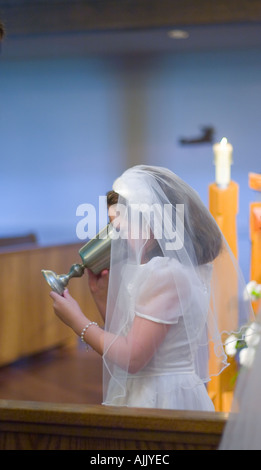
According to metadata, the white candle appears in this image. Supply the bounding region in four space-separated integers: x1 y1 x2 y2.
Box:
213 137 233 188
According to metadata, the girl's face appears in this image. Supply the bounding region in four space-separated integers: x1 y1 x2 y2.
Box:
108 203 129 240
108 204 156 262
108 204 117 225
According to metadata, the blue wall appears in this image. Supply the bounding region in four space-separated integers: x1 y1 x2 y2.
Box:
1 48 261 281
0 58 128 243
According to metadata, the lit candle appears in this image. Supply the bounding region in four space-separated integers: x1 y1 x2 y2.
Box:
213 137 233 188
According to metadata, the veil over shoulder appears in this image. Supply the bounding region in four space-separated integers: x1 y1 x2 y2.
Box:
219 303 261 450
102 165 254 408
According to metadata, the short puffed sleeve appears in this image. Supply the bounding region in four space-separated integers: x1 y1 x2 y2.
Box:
133 257 192 325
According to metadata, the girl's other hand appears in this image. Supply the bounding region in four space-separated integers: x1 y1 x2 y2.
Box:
87 269 109 320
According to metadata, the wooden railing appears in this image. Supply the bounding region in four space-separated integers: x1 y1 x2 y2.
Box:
0 399 227 450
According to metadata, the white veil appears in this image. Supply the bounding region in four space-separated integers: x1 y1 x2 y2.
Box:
219 303 261 450
102 165 254 406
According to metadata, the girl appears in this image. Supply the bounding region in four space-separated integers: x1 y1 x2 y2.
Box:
51 165 252 410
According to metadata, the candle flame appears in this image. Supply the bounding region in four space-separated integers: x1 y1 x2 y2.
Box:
220 137 228 146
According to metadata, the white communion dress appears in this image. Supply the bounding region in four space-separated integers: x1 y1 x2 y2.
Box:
103 256 215 411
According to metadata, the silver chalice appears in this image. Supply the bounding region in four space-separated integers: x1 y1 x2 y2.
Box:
42 224 112 295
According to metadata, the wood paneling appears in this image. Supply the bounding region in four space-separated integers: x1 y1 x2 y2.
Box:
0 399 227 450
0 244 102 366
1 0 261 37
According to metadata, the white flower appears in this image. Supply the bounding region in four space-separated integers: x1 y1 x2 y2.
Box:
244 281 257 301
244 281 261 301
245 322 261 348
247 280 258 293
239 347 256 368
225 335 238 357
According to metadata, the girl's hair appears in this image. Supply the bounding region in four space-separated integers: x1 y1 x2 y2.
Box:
106 178 222 266
154 172 223 265
107 190 119 207
183 193 223 265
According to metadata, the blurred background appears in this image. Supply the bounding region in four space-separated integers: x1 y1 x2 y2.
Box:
0 0 260 282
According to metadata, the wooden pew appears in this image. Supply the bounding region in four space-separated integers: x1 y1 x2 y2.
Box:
0 243 102 366
0 233 37 248
0 399 227 450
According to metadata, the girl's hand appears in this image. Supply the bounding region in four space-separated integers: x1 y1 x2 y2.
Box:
50 289 88 335
87 268 109 293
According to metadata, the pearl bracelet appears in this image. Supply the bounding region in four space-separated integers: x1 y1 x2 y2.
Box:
80 321 98 351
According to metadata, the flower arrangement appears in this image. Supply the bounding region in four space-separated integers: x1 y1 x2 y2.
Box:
225 321 261 368
225 281 261 369
245 280 261 301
